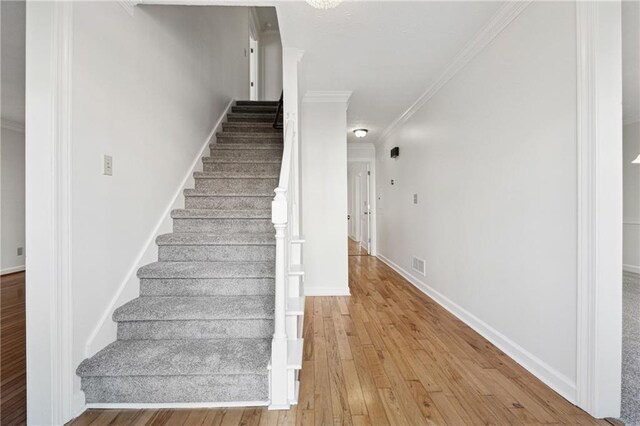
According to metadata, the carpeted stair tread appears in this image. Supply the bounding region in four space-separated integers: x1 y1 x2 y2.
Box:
202 157 281 164
76 339 271 377
184 189 274 198
113 296 274 321
137 261 275 279
171 209 270 219
157 233 275 246
194 171 279 178
210 143 283 150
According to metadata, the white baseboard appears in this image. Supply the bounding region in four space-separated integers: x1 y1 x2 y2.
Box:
623 264 640 274
72 391 86 419
86 401 269 410
1 265 25 275
84 99 235 360
304 285 350 296
375 253 577 404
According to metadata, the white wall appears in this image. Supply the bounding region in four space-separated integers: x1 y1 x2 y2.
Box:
1 126 26 274
376 2 578 399
259 31 283 101
301 95 349 296
624 121 640 273
69 1 248 405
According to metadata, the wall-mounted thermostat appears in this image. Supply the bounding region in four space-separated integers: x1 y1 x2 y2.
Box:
390 147 399 158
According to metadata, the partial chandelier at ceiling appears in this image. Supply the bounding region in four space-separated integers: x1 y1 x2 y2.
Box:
305 0 342 9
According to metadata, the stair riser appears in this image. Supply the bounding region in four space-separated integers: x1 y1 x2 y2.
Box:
117 319 274 340
81 375 268 403
216 136 283 145
236 100 279 107
173 218 273 233
185 196 272 210
209 149 283 161
227 114 277 123
202 162 281 175
194 178 278 193
231 106 278 114
158 245 275 262
140 278 275 296
222 124 282 133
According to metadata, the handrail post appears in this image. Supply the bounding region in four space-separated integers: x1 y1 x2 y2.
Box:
270 189 289 409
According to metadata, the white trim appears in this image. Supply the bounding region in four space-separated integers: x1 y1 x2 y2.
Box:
118 0 136 16
0 265 26 275
304 286 350 296
86 401 269 410
249 7 261 40
623 264 640 274
84 99 235 358
25 2 75 424
1 118 25 133
623 114 640 126
302 91 352 105
376 253 577 402
52 3 75 423
376 1 531 145
575 1 623 418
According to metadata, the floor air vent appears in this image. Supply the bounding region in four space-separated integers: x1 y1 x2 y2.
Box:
412 256 426 276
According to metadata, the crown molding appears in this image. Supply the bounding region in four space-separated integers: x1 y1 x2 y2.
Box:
1 118 25 133
118 0 136 16
375 0 531 145
303 90 352 105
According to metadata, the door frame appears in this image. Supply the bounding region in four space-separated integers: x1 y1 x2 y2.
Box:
575 1 622 418
347 159 377 256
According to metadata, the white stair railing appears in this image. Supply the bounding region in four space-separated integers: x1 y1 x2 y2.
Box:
269 116 304 409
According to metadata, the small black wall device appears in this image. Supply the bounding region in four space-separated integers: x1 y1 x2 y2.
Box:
390 147 400 158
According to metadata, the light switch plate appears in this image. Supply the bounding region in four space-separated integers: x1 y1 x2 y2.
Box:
17 247 23 256
103 155 113 176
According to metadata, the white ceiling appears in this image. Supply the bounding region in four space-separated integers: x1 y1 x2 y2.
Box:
623 0 640 124
1 0 26 125
256 6 279 32
276 1 502 144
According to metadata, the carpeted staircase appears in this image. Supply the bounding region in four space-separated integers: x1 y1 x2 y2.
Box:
76 101 283 405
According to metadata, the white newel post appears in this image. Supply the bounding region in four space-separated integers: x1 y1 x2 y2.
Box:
270 189 290 409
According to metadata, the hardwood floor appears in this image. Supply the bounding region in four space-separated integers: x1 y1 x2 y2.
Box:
348 238 368 256
69 256 604 426
1 271 26 426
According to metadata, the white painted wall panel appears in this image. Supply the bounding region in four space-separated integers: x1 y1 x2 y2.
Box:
301 99 349 295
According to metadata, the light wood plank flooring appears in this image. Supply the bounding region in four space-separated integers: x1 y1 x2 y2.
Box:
1 271 26 426
348 238 369 256
69 255 605 425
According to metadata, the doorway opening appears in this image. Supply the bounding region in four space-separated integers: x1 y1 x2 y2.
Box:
348 162 373 256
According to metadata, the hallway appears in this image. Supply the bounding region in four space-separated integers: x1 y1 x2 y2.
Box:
70 255 604 425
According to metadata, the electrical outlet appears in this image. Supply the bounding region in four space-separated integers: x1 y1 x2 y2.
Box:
413 193 418 204
17 247 23 256
391 179 395 185
103 155 113 176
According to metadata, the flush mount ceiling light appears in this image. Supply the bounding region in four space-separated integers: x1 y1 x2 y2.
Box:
305 0 342 9
353 129 368 138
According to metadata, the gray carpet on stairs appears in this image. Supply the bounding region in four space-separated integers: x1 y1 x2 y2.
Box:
76 101 282 405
